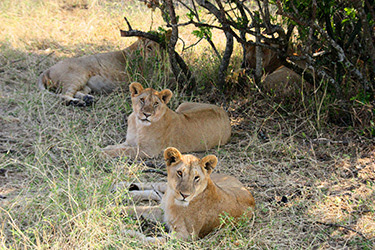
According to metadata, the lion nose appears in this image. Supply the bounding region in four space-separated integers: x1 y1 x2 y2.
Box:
180 192 190 199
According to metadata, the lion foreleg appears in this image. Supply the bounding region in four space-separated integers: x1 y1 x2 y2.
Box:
101 144 151 158
124 230 167 244
62 85 88 106
73 86 94 106
87 75 118 94
112 182 167 198
116 205 168 244
121 205 164 223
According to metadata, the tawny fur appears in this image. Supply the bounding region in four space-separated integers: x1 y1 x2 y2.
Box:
245 43 313 97
38 38 161 106
262 59 312 99
101 82 231 158
120 147 255 243
244 43 283 74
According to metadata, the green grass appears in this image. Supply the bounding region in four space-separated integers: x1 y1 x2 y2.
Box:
1 0 374 249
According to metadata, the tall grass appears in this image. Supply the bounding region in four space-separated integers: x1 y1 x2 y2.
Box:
0 0 374 249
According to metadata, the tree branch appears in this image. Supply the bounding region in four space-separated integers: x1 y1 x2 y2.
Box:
120 17 195 90
196 0 234 90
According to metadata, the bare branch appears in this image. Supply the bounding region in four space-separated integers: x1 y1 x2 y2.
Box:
196 0 234 90
254 12 263 84
311 21 369 91
124 16 133 31
181 37 204 52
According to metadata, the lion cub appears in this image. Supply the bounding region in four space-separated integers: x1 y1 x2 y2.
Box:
101 82 231 158
38 38 161 106
120 147 255 242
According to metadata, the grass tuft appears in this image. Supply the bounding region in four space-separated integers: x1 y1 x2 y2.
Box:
1 0 374 249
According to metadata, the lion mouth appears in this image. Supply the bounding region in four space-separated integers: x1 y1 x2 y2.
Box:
175 198 189 206
139 117 151 123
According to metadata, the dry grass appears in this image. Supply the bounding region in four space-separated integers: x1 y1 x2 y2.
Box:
1 0 374 249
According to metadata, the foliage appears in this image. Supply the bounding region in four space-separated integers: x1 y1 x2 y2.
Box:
138 0 374 132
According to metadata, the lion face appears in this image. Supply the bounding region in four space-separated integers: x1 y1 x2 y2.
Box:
164 147 218 206
129 82 172 125
136 38 162 60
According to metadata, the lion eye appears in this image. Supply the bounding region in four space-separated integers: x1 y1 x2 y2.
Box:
153 102 159 107
194 176 200 182
140 98 145 104
177 170 183 177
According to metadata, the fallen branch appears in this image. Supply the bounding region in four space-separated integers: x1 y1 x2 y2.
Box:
316 221 368 241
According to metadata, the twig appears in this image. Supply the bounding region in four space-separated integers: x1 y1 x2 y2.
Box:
316 221 368 241
0 58 25 69
35 51 55 68
176 0 221 60
124 16 133 31
181 37 204 52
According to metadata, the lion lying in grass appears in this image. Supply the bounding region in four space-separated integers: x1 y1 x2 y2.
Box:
244 43 310 98
118 147 255 243
244 43 283 74
38 38 161 106
101 82 231 158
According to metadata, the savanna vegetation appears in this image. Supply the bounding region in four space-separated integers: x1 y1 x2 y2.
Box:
1 0 374 248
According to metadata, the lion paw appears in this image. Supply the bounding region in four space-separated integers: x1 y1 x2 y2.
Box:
67 98 86 107
83 95 95 106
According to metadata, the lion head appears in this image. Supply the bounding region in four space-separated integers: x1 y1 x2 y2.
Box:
128 37 162 60
129 82 172 125
163 147 218 206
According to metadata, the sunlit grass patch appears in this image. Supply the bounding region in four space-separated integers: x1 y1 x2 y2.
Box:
1 0 374 248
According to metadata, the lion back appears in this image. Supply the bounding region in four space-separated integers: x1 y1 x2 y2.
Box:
176 103 231 151
211 173 255 210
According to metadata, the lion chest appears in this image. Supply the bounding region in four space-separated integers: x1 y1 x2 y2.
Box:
135 121 171 151
161 188 221 239
163 203 205 239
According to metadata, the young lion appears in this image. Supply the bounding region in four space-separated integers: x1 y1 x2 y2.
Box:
101 82 231 158
119 147 255 243
38 38 161 106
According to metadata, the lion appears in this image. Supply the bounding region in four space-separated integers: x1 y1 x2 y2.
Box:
117 147 255 243
38 38 161 106
243 43 313 99
101 82 231 158
244 43 283 74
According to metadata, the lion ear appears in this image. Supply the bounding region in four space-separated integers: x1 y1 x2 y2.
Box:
201 155 218 175
159 89 173 104
164 147 182 167
129 82 143 97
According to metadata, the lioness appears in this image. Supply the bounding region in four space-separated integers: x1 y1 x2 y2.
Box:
101 82 231 158
244 43 283 74
244 43 312 98
119 147 255 243
38 38 161 106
